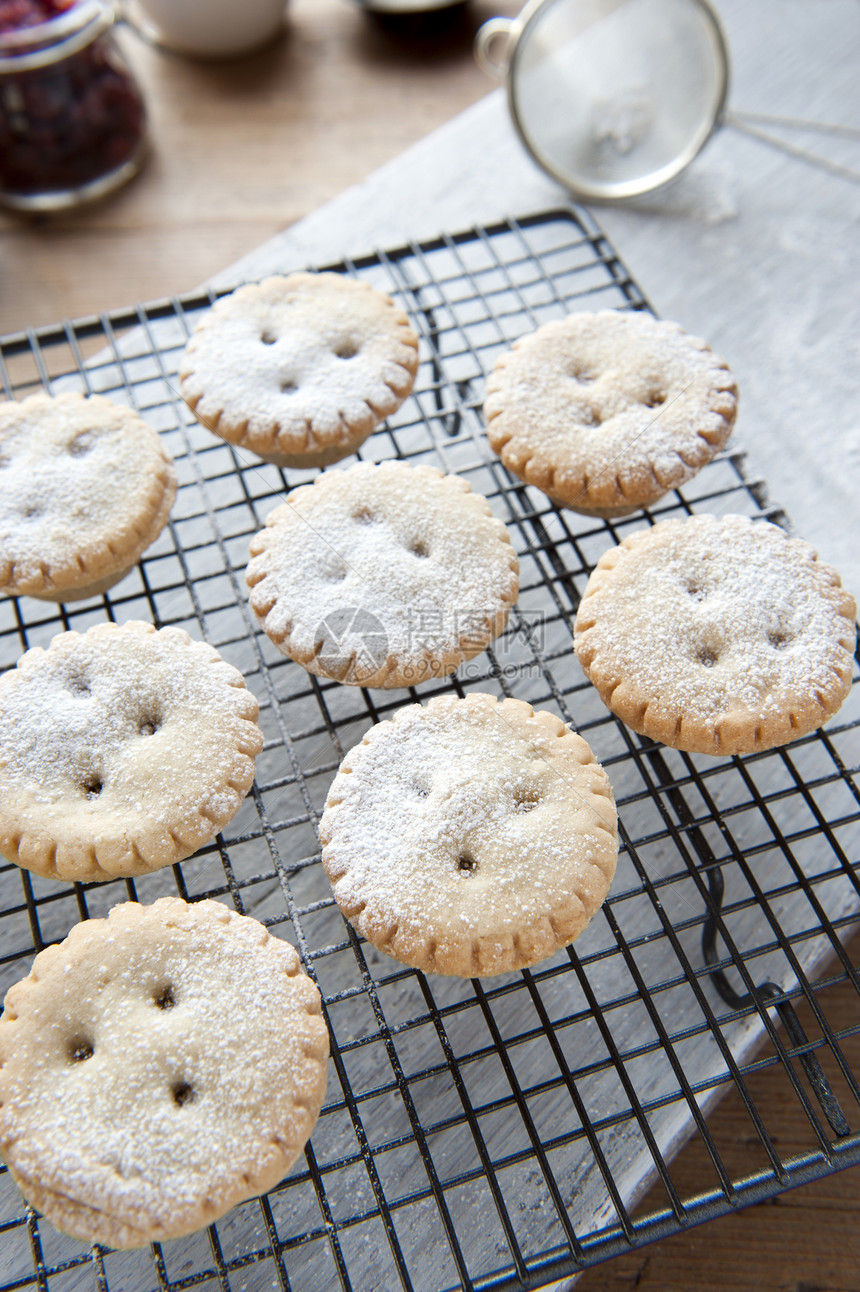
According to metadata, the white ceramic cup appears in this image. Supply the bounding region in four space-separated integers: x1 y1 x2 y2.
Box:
124 0 288 59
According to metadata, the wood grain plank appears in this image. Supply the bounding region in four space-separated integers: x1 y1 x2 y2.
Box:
0 0 519 333
576 963 860 1292
0 3 857 1286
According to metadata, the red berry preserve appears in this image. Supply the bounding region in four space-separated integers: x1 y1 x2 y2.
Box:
0 0 147 210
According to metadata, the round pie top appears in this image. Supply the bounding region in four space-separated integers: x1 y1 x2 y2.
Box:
319 692 618 976
574 514 857 755
0 391 177 599
246 460 520 688
0 620 264 881
0 897 328 1249
484 309 737 514
179 272 420 465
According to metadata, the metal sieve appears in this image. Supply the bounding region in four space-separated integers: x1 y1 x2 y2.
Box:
475 0 730 201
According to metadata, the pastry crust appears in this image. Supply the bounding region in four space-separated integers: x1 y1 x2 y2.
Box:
0 391 177 601
0 621 264 880
484 309 737 515
319 692 618 976
574 514 857 755
0 897 328 1249
245 460 520 688
179 272 419 466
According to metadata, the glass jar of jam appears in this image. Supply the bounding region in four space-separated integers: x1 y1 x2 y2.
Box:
0 0 147 211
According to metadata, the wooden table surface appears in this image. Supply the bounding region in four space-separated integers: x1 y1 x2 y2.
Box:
1 1 858 1288
0 0 523 336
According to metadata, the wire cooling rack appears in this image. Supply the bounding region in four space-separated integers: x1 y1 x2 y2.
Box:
0 207 858 1292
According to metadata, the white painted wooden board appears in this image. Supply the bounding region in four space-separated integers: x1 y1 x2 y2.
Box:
0 2 857 1287
216 0 860 603
0 207 854 1291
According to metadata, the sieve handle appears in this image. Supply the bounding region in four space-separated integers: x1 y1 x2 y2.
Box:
474 17 514 81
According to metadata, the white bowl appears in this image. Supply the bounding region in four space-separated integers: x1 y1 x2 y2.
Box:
125 0 288 59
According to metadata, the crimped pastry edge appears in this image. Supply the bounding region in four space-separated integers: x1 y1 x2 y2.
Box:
0 392 178 601
179 272 419 465
319 692 618 976
0 898 328 1248
573 516 857 755
0 622 264 880
245 462 520 689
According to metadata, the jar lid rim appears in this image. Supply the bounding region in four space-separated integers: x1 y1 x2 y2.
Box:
0 0 108 56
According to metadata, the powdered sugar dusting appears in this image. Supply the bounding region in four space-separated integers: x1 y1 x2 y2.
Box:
0 622 264 877
0 391 176 595
485 309 737 511
320 694 618 975
0 898 327 1246
575 514 857 741
246 461 519 685
179 273 419 456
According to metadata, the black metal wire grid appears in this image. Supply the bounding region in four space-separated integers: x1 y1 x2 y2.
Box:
0 206 857 1292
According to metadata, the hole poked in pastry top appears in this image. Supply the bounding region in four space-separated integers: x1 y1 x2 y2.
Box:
319 692 618 976
0 621 264 880
179 272 419 466
0 391 177 600
245 460 520 688
574 514 857 755
484 309 737 514
0 897 328 1249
